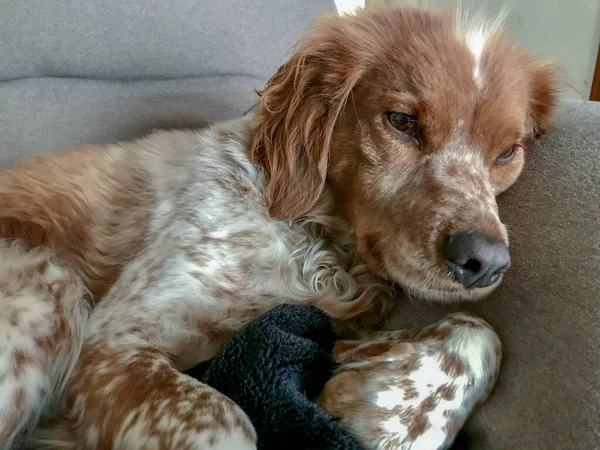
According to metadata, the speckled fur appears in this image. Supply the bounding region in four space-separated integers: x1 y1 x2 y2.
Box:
0 6 556 450
0 241 89 447
320 312 502 449
4 117 389 450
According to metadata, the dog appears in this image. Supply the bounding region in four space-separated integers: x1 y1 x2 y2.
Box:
0 6 556 450
320 312 502 449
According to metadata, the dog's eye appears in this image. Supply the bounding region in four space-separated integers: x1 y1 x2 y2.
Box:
386 112 419 140
496 146 519 165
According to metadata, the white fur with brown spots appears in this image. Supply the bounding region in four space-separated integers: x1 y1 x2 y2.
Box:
0 6 556 450
320 312 502 449
0 241 89 447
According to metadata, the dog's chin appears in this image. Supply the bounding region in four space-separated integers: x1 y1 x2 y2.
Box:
361 246 503 303
395 276 503 303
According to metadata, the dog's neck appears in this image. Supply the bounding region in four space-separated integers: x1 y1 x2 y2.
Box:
215 113 395 329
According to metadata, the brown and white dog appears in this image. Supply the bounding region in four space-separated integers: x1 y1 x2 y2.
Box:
0 6 556 450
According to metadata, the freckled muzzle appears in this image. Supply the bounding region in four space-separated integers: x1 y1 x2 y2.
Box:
376 145 510 300
428 146 510 288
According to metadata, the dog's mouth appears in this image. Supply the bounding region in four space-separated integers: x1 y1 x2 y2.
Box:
399 277 502 303
358 234 505 303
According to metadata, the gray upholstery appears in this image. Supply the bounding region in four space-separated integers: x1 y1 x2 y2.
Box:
0 77 262 166
1 1 598 449
0 0 333 162
1 1 328 81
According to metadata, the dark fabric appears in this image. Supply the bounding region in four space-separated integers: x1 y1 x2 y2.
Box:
384 99 600 450
187 305 363 450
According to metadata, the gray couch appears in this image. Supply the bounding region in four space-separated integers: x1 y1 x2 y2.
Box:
1 1 598 449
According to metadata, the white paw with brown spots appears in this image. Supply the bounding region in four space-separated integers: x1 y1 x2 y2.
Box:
320 312 501 450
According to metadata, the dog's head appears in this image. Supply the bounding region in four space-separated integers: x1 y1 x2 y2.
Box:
250 8 557 302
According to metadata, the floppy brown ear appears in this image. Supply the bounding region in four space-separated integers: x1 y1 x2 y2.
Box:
528 61 559 138
249 15 364 221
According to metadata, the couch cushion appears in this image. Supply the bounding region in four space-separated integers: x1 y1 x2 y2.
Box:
0 0 336 163
384 99 600 449
0 0 333 81
0 76 260 165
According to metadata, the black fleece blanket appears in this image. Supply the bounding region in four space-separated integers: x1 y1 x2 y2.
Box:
186 304 363 450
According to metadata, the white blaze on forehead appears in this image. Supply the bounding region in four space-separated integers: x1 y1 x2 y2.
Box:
456 10 507 90
466 28 487 88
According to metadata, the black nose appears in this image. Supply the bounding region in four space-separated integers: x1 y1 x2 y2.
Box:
443 233 510 288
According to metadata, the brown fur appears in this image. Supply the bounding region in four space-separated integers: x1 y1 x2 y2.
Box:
0 146 151 300
0 6 558 450
249 13 366 221
252 8 557 298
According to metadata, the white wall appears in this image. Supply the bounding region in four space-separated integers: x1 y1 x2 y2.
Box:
364 0 600 99
334 0 365 13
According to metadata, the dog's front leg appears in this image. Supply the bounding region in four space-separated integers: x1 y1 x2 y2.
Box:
321 312 502 450
42 337 257 450
26 259 258 450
